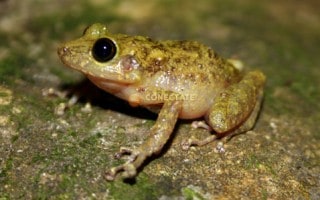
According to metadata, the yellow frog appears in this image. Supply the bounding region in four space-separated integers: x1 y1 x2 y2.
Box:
58 23 266 181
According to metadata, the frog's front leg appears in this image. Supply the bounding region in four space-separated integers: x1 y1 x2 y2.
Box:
183 70 266 148
105 100 182 181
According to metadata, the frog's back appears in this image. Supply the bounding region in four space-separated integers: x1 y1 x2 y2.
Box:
161 40 242 85
117 36 242 87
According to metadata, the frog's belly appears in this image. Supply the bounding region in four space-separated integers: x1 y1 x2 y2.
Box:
179 97 213 119
145 101 211 119
100 81 219 119
146 89 217 119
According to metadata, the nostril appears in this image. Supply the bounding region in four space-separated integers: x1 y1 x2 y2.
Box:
57 46 69 56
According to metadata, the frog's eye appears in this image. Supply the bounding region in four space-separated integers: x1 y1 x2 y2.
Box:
92 38 117 62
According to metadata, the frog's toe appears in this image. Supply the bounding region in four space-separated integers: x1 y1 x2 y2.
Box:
106 149 148 180
191 120 212 131
105 163 137 181
181 138 195 150
105 165 121 181
181 135 218 150
114 147 134 159
105 155 138 181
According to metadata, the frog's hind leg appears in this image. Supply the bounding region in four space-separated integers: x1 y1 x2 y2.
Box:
224 88 264 139
182 70 265 149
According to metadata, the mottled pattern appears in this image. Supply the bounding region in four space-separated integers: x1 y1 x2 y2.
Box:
116 35 241 85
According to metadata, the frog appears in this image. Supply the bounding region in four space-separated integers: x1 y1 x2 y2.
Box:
57 23 266 181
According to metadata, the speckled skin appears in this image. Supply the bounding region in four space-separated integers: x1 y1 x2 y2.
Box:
58 23 266 180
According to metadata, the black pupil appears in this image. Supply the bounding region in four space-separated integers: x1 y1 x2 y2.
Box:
92 38 116 62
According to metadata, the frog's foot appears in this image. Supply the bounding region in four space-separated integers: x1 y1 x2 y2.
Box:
105 147 147 181
181 134 218 150
181 134 231 153
191 120 212 131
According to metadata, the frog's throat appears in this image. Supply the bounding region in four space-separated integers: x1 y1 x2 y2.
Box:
87 74 130 93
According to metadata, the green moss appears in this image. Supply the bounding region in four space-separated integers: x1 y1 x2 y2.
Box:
291 78 319 109
244 154 261 169
0 157 13 186
79 132 103 148
0 54 29 84
182 186 206 200
10 94 55 130
261 189 268 200
108 174 158 200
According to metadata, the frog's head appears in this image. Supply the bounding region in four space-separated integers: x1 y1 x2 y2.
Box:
58 23 142 85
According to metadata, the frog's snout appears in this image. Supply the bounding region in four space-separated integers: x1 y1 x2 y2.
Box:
57 45 69 57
